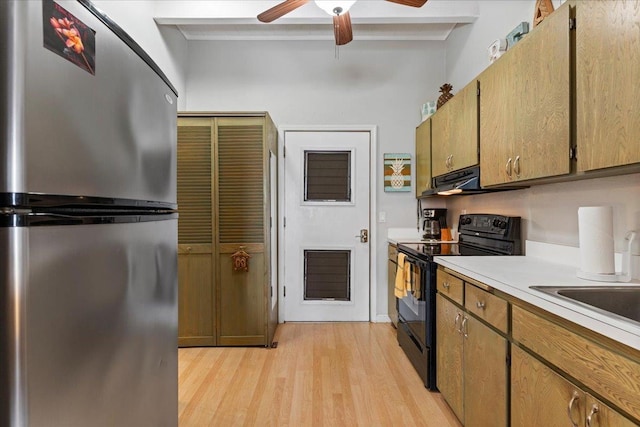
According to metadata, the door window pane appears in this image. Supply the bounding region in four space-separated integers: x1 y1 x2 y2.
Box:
304 151 351 202
304 250 351 301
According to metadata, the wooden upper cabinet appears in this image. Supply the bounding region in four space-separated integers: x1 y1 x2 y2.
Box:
479 2 572 187
431 80 479 177
415 118 431 197
577 1 640 172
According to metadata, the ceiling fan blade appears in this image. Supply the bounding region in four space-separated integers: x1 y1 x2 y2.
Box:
257 0 309 23
333 12 353 46
385 0 428 7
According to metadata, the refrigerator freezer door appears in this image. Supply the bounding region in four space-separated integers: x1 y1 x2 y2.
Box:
0 219 178 427
0 0 177 204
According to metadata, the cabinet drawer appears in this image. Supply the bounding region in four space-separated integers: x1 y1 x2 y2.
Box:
512 305 640 423
465 284 508 333
388 244 398 262
437 270 463 305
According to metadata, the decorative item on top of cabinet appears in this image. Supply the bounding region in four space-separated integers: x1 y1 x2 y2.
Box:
533 0 555 27
577 0 640 172
431 79 479 178
415 119 432 197
437 83 454 108
479 1 571 187
177 112 278 348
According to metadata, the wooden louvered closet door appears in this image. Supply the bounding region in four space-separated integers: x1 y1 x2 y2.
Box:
215 117 268 346
177 118 216 346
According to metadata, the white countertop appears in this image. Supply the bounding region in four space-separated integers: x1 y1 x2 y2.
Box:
434 254 640 351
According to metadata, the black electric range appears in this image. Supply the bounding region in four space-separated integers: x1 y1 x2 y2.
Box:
395 213 521 390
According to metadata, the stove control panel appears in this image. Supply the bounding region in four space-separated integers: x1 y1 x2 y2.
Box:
458 214 521 240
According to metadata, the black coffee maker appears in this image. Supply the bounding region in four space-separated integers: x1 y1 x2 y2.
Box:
422 208 447 240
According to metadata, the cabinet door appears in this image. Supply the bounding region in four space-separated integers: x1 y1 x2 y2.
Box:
387 259 398 325
415 119 432 197
432 81 479 177
215 117 268 346
177 118 215 346
448 81 479 174
436 294 464 422
479 56 516 186
480 3 571 186
511 345 586 427
577 1 640 171
585 395 638 427
464 315 507 427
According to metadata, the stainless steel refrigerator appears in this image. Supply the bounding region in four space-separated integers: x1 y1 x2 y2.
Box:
1 1 178 425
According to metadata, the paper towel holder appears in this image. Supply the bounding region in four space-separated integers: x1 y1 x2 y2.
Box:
577 230 636 282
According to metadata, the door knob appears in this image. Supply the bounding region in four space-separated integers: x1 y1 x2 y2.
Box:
355 229 368 243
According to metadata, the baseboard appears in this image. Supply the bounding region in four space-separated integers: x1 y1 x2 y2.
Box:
375 315 392 323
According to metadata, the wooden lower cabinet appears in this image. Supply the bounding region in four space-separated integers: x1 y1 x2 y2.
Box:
464 315 508 427
436 291 507 427
511 345 636 427
436 293 464 421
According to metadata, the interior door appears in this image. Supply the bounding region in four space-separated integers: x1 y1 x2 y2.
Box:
283 130 371 321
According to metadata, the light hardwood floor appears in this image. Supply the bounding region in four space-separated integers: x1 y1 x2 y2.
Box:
178 322 461 426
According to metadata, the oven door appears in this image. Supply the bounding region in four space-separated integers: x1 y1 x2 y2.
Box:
397 254 427 347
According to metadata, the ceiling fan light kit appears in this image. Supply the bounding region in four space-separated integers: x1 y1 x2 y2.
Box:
257 0 429 46
314 0 356 16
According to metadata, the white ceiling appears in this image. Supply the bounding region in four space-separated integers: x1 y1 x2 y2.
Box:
154 0 480 42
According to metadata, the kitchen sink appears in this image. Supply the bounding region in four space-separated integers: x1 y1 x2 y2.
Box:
530 286 640 326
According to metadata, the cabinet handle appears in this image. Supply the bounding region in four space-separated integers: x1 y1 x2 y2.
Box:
586 403 599 427
187 246 192 252
443 282 450 289
461 316 468 338
567 391 581 427
445 155 451 169
505 158 512 177
449 155 454 170
476 301 486 310
514 155 521 177
454 312 462 333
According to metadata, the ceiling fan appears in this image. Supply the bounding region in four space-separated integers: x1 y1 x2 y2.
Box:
257 0 429 46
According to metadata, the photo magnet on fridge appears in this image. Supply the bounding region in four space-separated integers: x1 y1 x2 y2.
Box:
43 0 96 75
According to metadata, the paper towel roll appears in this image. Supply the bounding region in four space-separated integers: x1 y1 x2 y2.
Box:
578 206 615 275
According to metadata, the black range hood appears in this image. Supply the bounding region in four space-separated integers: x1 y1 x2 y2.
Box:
421 165 526 197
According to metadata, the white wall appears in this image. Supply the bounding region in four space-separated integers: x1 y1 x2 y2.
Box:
185 39 446 318
92 0 188 109
444 1 640 253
